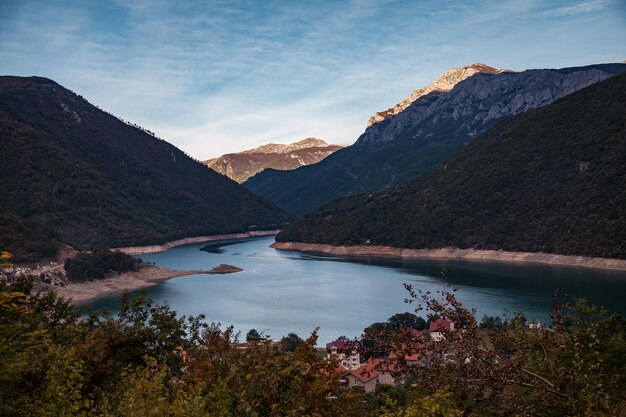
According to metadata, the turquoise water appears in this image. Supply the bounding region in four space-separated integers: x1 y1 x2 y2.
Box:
86 237 626 344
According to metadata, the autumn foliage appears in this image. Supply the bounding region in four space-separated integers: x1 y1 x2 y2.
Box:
0 270 624 416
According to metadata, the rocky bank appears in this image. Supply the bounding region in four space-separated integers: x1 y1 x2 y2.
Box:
270 242 626 272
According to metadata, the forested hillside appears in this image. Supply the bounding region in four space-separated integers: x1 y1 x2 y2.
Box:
0 211 59 262
277 72 626 259
0 76 292 253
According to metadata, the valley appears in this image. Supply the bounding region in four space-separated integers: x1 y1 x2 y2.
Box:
1 9 625 412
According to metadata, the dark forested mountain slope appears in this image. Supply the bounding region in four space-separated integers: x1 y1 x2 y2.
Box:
277 72 626 259
0 211 60 262
246 63 626 215
0 76 292 252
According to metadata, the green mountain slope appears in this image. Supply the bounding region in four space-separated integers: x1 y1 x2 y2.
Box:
277 72 626 259
0 76 292 252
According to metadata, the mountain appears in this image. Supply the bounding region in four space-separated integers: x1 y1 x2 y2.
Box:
367 63 508 127
205 138 343 183
245 63 626 215
0 76 292 254
276 72 626 259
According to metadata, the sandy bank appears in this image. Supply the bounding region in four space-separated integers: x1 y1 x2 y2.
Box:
270 242 626 272
114 230 280 255
52 264 243 304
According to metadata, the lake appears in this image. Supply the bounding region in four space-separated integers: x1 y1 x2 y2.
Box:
87 237 626 344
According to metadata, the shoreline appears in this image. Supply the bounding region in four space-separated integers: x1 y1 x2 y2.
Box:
50 264 243 305
114 230 280 255
270 242 626 272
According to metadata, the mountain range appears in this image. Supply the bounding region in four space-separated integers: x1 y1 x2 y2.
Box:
276 72 626 259
0 76 292 257
205 138 342 183
245 63 626 215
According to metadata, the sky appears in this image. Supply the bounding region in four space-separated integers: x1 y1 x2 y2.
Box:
1 0 625 159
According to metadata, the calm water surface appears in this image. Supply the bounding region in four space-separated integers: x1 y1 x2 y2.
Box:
87 237 626 343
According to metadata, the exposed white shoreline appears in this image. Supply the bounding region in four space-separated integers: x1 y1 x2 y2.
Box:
270 242 626 272
51 264 243 305
114 230 280 255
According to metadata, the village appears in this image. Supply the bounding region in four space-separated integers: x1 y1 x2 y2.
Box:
323 315 546 393
325 318 455 392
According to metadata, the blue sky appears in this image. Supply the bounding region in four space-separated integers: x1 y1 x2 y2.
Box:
1 0 625 158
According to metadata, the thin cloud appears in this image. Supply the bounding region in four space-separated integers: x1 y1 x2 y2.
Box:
1 0 624 159
540 0 613 17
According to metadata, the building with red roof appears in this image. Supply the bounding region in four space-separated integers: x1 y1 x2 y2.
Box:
389 351 420 365
428 318 454 341
343 358 396 392
429 318 453 332
326 338 361 370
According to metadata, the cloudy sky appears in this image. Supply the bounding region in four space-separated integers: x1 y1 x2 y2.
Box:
1 0 624 159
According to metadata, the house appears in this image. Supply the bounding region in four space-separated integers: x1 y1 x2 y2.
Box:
319 362 352 387
389 351 420 366
343 359 396 392
410 328 425 339
327 339 361 370
428 318 454 342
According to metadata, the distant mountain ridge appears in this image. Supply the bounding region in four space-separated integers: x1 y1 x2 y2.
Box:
277 72 626 259
206 138 343 183
245 62 626 215
0 76 292 253
239 138 331 154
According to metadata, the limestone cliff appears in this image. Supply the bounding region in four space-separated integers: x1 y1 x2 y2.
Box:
367 63 507 127
358 66 615 145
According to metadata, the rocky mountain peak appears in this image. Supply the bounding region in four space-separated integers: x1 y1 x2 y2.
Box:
367 63 508 127
205 138 343 183
239 138 331 155
288 137 331 149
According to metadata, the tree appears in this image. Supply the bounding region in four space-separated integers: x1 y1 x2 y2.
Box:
362 313 427 358
1 251 12 268
2 264 624 416
388 312 426 331
246 328 262 342
64 250 140 281
377 284 626 416
0 280 369 417
280 332 303 352
479 314 505 329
